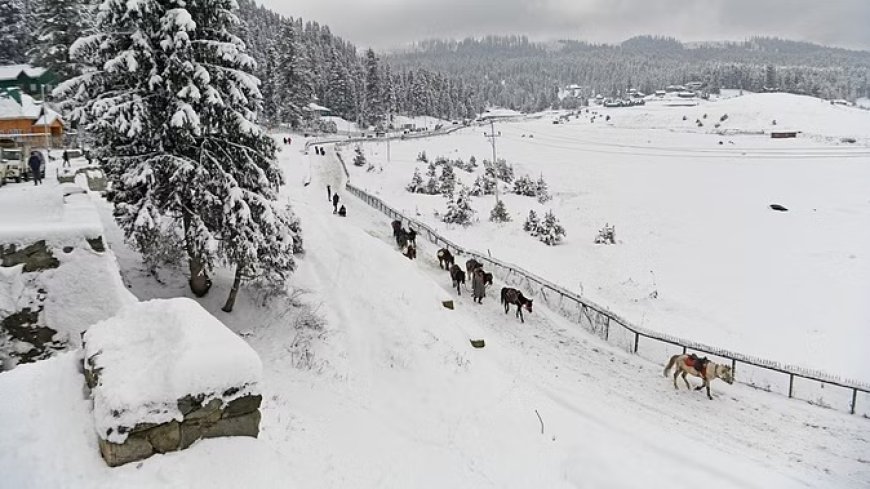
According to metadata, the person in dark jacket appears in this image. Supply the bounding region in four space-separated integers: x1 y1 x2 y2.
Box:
332 193 340 213
28 152 42 185
338 205 346 217
327 184 331 202
472 268 486 303
62 150 70 168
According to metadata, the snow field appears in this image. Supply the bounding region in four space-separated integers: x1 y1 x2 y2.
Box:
340 93 870 382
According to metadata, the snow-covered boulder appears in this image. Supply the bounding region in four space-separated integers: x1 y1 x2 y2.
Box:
82 298 263 467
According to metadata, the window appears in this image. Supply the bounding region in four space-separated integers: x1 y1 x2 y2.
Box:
30 83 38 92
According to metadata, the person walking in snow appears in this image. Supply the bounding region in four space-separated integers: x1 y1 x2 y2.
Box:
28 151 42 186
472 268 486 304
332 193 340 214
62 150 70 168
327 184 332 202
338 205 346 217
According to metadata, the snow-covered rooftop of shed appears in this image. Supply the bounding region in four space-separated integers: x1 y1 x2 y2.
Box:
0 64 47 81
83 298 262 442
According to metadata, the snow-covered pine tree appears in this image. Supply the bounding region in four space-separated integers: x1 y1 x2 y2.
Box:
27 0 92 81
425 161 438 194
417 150 428 163
495 158 514 183
59 0 299 303
406 167 424 193
273 19 314 128
0 0 27 64
535 174 551 203
442 184 475 226
537 210 566 245
353 145 366 166
363 48 384 128
438 162 456 195
466 155 477 170
489 199 511 223
523 209 540 235
512 175 535 196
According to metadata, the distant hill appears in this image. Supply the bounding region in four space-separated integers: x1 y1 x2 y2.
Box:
385 35 870 112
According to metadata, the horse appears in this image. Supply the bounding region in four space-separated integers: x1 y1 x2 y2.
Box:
450 264 466 295
482 271 493 287
403 243 417 260
406 228 417 246
501 287 533 323
437 248 455 270
663 354 734 400
391 220 403 237
395 229 408 249
466 258 482 277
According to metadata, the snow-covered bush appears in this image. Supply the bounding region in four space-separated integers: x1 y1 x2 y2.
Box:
489 199 511 223
595 223 616 245
523 209 540 235
537 210 566 245
442 185 476 226
512 175 536 196
535 175 551 203
406 168 425 193
438 162 456 195
417 151 428 163
469 174 496 196
353 145 366 166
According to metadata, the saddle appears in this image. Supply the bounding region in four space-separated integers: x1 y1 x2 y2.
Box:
686 354 709 374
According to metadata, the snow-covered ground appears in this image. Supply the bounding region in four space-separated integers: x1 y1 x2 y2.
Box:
341 93 870 383
2 123 870 487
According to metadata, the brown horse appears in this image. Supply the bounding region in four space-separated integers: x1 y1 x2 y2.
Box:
437 248 455 270
450 264 466 295
466 258 482 277
501 287 532 323
663 354 734 400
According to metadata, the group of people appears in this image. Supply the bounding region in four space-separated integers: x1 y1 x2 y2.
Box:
327 184 346 216
312 146 325 156
282 137 292 145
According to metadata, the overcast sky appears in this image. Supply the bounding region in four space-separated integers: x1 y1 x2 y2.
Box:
259 0 870 52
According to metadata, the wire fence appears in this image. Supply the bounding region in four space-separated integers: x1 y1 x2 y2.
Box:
344 182 870 416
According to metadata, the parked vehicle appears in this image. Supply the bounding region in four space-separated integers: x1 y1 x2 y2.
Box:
1 148 25 183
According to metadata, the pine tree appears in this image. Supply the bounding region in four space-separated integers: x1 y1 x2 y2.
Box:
28 0 92 82
442 185 475 226
489 199 511 223
273 19 314 128
362 48 384 128
537 210 566 245
512 175 535 196
353 145 366 166
535 174 551 203
406 167 424 193
438 162 455 195
523 209 540 235
59 0 300 303
424 161 439 194
0 0 27 64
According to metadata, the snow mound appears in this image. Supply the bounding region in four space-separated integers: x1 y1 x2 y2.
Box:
83 298 262 442
0 184 103 247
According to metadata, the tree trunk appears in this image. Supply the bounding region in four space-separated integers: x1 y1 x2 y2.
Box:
183 211 211 297
222 265 243 313
188 256 211 297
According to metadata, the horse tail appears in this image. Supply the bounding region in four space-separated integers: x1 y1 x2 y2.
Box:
663 354 679 377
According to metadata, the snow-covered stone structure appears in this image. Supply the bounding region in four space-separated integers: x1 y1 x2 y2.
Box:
82 298 263 467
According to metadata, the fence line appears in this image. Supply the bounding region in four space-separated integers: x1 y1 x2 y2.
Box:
344 182 870 415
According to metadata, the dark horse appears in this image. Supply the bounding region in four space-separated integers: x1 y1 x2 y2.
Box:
466 259 493 286
403 242 417 260
501 287 533 323
450 264 466 295
437 248 455 270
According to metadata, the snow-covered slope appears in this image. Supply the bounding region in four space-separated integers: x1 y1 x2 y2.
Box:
341 93 870 382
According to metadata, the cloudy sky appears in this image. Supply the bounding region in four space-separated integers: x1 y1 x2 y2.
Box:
260 0 870 52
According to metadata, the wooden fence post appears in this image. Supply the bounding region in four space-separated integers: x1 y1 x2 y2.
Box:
634 332 639 354
788 374 795 398
604 315 610 342
851 389 858 415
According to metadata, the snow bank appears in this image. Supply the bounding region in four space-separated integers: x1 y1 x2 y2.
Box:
0 264 25 316
83 298 262 443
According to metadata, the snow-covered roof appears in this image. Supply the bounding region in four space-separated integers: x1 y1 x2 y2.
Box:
83 298 263 442
0 64 47 81
0 91 61 125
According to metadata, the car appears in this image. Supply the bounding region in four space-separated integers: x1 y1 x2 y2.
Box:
1 148 25 183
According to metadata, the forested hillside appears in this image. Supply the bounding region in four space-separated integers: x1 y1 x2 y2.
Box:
237 0 479 128
386 35 870 112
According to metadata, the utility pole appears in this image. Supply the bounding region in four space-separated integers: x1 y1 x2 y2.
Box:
41 84 49 151
485 119 500 202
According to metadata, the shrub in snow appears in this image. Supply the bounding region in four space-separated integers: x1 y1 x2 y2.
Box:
469 174 496 196
417 151 428 163
442 185 476 226
489 199 511 223
720 114 728 122
82 298 263 467
406 168 425 193
467 155 478 170
494 158 514 183
353 146 366 166
523 209 540 235
537 210 566 245
59 0 299 303
595 223 616 245
512 175 536 196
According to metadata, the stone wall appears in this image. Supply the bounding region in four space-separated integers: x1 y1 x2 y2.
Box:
95 391 262 467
